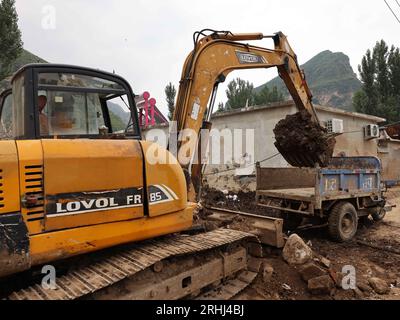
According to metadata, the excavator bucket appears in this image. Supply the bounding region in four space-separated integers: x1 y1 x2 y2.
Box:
274 110 336 168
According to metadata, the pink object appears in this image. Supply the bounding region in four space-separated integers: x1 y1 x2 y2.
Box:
144 96 149 127
143 91 150 100
135 91 168 129
149 98 156 125
149 98 156 106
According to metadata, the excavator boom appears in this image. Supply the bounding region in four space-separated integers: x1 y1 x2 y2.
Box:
172 30 336 195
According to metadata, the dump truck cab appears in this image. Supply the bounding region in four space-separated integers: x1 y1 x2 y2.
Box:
0 64 193 278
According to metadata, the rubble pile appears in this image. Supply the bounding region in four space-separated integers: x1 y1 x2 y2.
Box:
281 234 394 298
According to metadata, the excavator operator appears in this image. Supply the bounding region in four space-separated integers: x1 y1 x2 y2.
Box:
38 94 49 135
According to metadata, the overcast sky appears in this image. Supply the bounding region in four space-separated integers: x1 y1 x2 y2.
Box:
15 0 400 116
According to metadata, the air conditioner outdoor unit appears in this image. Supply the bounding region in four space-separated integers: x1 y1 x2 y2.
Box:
326 119 344 134
364 124 380 140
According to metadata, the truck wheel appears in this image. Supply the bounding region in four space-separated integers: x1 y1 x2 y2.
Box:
328 202 358 242
371 207 386 222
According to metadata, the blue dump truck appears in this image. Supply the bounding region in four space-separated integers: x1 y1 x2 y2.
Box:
256 157 389 242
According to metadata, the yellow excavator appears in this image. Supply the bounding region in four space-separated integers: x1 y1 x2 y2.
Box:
0 30 333 300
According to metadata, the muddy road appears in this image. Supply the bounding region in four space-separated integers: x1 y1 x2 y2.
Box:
201 187 400 300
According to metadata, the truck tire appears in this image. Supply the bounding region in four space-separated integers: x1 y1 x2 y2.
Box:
328 202 358 242
371 207 386 222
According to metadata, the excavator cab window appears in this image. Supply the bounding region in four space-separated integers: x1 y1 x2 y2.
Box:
37 89 107 136
0 90 13 139
105 94 132 133
35 69 139 138
1 74 27 139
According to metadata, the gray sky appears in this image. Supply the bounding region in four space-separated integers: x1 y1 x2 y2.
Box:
16 0 400 116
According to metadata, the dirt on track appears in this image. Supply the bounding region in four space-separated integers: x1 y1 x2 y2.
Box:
274 110 336 168
201 187 400 300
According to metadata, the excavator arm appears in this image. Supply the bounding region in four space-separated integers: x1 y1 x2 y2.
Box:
172 30 335 198
174 31 318 132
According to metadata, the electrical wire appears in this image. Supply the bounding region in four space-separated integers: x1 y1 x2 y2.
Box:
203 152 281 176
384 0 400 24
202 128 369 176
201 125 379 177
341 130 364 134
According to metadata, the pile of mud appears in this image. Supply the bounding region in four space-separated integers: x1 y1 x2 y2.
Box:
274 110 336 168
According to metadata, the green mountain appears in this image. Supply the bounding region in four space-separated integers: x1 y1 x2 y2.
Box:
0 49 47 91
108 101 131 131
256 50 362 111
10 49 47 71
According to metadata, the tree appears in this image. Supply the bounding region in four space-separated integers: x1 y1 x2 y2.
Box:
254 85 270 106
217 102 225 113
270 86 284 103
0 0 23 79
374 41 390 101
165 82 176 121
254 85 284 106
388 46 400 119
355 49 377 116
354 40 400 123
226 78 254 109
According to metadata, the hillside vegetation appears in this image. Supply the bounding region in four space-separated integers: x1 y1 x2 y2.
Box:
256 50 362 111
0 49 47 90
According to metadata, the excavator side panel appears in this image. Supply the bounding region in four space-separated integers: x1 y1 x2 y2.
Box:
29 204 194 267
16 140 45 235
41 139 145 232
24 139 194 267
0 141 30 277
0 141 20 215
140 141 190 218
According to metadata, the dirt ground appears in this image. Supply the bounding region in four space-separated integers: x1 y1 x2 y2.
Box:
202 187 400 300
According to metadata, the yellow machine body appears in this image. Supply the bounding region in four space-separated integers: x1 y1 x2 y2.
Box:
0 138 194 275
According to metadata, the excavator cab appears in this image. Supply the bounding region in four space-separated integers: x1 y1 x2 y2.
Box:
0 64 193 278
1 64 141 139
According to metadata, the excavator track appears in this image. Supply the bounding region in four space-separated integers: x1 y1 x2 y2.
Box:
7 229 261 300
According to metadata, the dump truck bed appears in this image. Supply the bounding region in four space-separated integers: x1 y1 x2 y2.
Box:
256 157 383 212
257 188 316 202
